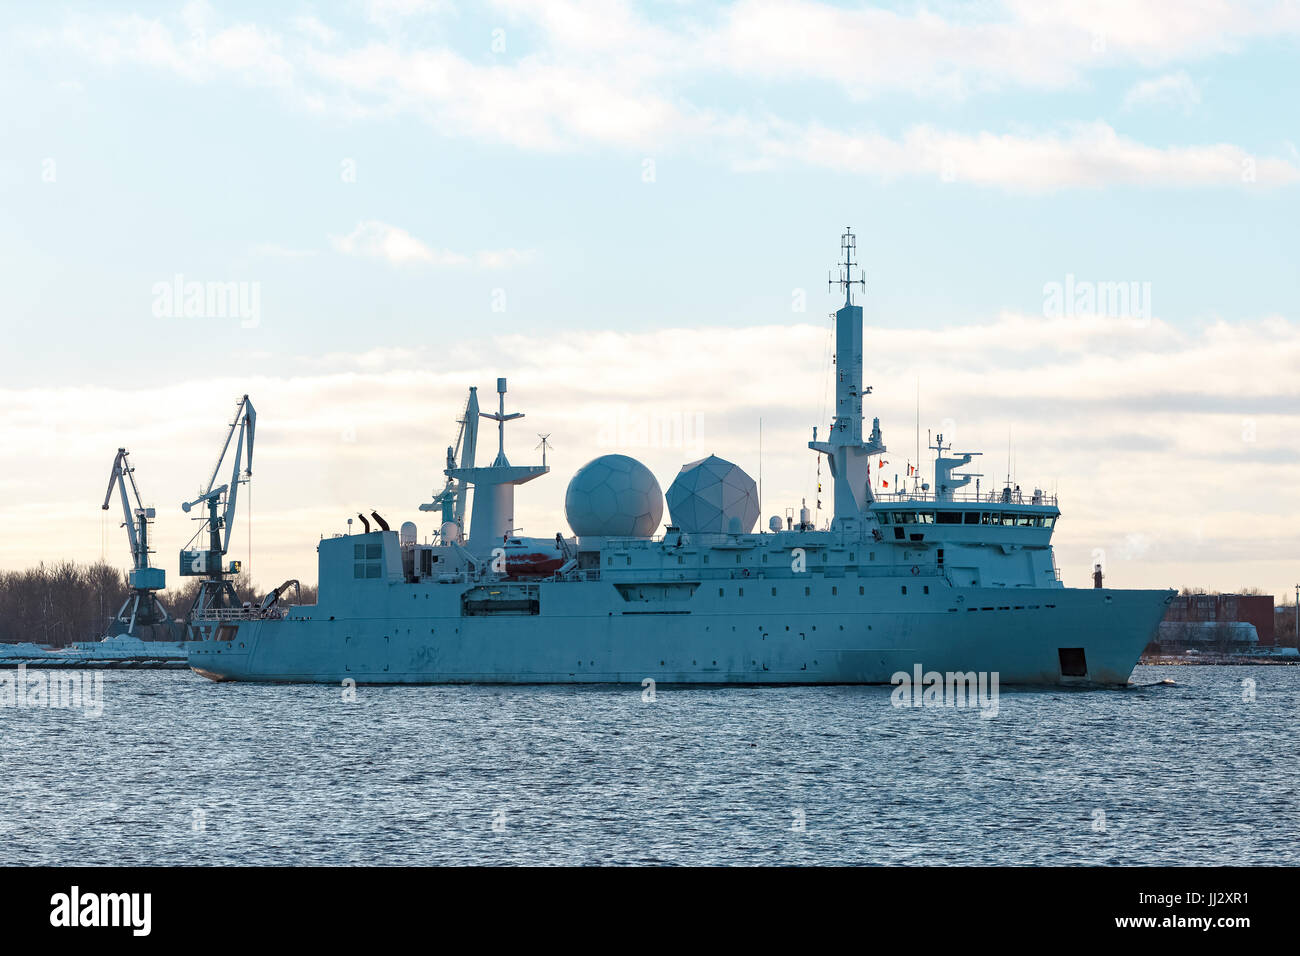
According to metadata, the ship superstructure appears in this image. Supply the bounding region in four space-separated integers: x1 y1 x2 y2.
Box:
188 231 1172 685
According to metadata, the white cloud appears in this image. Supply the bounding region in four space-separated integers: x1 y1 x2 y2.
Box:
744 119 1297 189
54 8 295 87
331 220 459 265
33 2 1300 191
1123 70 1202 113
329 220 535 267
500 0 1300 98
3 311 1298 599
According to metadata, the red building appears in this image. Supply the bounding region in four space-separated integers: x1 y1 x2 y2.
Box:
1164 594 1276 646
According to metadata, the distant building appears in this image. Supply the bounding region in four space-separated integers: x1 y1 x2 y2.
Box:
1275 604 1300 649
1162 594 1275 647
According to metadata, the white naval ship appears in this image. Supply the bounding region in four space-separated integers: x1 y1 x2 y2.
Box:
187 230 1173 685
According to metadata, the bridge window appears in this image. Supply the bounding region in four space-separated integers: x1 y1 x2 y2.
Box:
936 512 961 524
915 512 935 524
1044 516 1057 528
963 511 980 524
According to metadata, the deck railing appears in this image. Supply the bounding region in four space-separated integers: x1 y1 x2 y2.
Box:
876 489 1058 507
190 607 270 622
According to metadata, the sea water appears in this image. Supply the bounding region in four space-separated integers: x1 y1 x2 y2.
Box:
1 665 1295 865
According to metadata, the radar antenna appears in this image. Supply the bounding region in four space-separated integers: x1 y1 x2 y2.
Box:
828 226 866 306
930 431 982 502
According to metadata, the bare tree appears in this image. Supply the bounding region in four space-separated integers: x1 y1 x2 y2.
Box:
0 561 315 647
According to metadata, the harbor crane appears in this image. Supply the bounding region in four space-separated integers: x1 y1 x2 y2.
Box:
180 394 256 622
101 448 174 638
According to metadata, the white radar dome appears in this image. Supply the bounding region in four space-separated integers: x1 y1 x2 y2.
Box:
565 455 664 538
666 455 759 534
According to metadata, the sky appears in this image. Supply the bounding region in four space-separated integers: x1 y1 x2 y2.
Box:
0 0 1297 602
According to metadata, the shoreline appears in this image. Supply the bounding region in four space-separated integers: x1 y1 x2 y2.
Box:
1141 654 1299 666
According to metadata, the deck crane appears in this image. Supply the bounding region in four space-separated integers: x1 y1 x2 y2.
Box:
180 394 256 622
101 448 174 638
419 386 478 541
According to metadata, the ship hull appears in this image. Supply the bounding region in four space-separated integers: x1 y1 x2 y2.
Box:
188 583 1172 687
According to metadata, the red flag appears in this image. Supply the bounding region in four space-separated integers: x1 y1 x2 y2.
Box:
882 479 889 488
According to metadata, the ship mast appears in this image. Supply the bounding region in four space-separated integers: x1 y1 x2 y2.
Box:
445 378 548 555
809 228 886 531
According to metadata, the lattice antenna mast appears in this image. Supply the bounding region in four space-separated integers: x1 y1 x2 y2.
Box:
828 227 866 307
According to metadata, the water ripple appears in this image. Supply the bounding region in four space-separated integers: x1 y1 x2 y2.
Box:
1 665 1296 865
